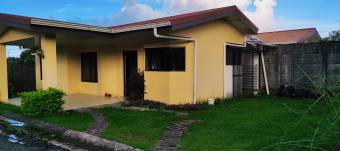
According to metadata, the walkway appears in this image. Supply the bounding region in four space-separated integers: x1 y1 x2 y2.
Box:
155 120 196 151
77 108 108 137
6 93 124 110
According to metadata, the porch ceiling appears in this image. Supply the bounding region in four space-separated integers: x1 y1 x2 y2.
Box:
0 24 37 48
56 28 171 47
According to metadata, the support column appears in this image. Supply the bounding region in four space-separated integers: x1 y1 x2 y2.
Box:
35 54 43 90
41 35 58 89
0 44 8 101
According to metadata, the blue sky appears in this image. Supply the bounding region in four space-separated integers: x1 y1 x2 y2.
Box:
1 0 340 57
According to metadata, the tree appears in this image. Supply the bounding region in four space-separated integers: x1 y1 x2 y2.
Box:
7 49 36 64
323 30 340 42
19 49 36 64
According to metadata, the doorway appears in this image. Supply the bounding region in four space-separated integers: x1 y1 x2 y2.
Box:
225 44 259 97
123 51 138 97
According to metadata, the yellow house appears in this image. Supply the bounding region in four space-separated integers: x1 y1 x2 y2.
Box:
0 6 260 105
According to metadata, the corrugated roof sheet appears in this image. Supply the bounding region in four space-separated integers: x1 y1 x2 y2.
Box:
258 28 320 44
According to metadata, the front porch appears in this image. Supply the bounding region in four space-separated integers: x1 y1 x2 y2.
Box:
6 93 124 110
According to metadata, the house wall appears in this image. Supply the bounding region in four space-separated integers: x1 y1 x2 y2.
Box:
51 43 193 105
60 47 127 96
144 42 194 104
34 20 246 105
171 20 246 101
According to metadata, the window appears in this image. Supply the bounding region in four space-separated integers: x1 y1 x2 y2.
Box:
226 46 242 65
81 52 98 82
146 47 185 71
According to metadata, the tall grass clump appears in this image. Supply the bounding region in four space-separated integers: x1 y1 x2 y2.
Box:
264 68 340 150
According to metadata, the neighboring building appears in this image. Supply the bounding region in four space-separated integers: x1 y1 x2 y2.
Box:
0 6 260 105
258 28 321 45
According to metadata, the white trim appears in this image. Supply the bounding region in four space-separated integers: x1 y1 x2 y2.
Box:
31 19 112 33
261 51 270 95
153 28 198 104
31 19 171 34
111 22 171 33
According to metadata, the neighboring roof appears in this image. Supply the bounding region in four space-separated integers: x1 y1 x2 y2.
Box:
258 28 321 44
0 5 258 35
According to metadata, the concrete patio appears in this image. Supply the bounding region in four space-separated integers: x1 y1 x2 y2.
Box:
6 93 124 110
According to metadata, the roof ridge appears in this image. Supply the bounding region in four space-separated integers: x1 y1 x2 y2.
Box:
259 28 317 34
110 5 238 28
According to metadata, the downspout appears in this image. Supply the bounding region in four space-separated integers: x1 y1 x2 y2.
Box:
260 46 270 95
153 28 198 104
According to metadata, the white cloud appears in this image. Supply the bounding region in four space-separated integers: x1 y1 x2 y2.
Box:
111 0 278 32
54 3 73 14
112 0 164 24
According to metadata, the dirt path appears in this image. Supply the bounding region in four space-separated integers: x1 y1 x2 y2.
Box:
155 120 196 151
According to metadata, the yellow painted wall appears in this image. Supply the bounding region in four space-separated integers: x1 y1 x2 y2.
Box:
41 35 58 89
144 43 194 104
0 44 8 101
171 20 245 101
57 49 69 92
60 46 144 97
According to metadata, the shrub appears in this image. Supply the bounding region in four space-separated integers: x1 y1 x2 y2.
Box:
20 88 65 116
126 71 146 101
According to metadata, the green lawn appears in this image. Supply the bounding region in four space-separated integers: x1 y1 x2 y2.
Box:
0 102 93 132
1 96 339 151
178 96 340 151
37 111 93 131
98 108 183 151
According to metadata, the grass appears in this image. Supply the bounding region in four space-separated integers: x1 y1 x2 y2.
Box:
0 102 93 132
0 102 22 114
98 108 183 151
2 96 339 150
178 96 340 151
36 111 93 132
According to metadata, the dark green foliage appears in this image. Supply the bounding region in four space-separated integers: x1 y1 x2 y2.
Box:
20 88 65 116
124 99 201 111
19 49 36 64
8 83 18 98
126 71 145 101
7 49 36 64
323 30 340 42
7 57 21 64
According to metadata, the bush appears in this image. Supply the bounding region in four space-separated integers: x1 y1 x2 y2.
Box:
126 71 145 101
20 88 65 116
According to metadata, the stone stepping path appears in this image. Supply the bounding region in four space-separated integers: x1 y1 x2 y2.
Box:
155 120 196 151
77 109 108 136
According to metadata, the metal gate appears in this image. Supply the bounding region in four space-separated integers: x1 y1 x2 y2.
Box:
233 51 259 97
